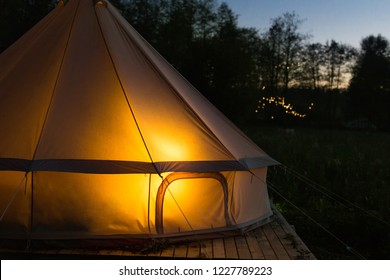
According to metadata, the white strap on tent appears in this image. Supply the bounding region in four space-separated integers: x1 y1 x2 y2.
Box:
0 173 28 223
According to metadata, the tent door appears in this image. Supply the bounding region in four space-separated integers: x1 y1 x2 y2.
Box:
155 172 231 234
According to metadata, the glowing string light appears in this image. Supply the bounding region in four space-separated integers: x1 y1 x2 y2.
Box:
255 96 313 118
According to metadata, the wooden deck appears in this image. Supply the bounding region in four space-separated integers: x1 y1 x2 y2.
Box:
0 208 315 260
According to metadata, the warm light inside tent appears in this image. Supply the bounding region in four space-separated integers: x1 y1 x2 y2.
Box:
145 133 191 161
0 171 31 234
33 172 152 235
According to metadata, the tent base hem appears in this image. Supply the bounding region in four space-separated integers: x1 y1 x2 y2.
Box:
0 211 273 246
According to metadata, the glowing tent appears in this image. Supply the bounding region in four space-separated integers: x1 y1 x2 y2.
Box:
0 0 278 240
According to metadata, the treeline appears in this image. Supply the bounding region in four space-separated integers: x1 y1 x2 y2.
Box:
1 0 390 130
117 0 359 124
118 0 390 130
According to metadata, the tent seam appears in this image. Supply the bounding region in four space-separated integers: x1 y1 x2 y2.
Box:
31 0 81 162
25 0 81 247
94 4 162 177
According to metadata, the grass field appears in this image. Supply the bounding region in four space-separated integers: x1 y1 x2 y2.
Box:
242 126 390 259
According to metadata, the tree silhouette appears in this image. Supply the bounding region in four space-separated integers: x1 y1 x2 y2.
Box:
299 42 324 90
261 12 307 93
323 40 356 90
349 34 390 129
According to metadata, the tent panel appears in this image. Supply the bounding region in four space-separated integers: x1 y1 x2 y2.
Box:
33 172 151 237
95 4 235 164
35 0 150 162
231 168 272 224
0 3 75 159
0 171 31 238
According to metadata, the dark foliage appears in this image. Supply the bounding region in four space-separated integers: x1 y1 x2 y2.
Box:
349 35 390 130
245 127 390 259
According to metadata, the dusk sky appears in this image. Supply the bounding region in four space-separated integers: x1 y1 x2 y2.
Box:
223 0 390 48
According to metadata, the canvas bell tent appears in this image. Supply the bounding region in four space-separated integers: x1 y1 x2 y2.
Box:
0 0 278 241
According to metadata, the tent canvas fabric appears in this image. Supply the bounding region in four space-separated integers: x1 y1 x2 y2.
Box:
0 0 278 240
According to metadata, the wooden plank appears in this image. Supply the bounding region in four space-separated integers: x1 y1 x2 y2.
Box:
173 244 188 258
160 245 175 258
200 240 213 259
270 220 299 260
272 207 316 260
256 227 277 259
56 249 75 255
234 236 252 259
122 250 137 257
2 207 313 261
81 249 100 256
212 239 225 259
33 249 58 255
224 237 238 259
262 223 290 259
245 233 265 259
107 250 124 256
97 250 113 256
146 247 162 257
70 249 88 255
187 242 200 258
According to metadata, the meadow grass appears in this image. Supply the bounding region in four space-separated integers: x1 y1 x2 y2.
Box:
242 126 390 259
